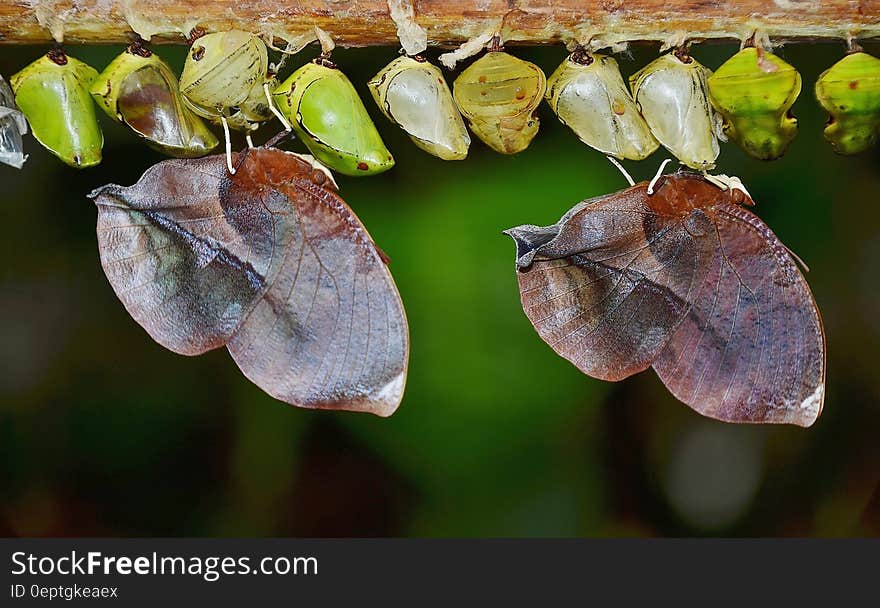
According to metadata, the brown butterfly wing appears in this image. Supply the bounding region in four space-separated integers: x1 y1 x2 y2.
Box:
506 184 714 381
91 155 267 355
652 202 825 427
224 149 408 416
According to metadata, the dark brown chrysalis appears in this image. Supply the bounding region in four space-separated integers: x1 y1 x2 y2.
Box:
90 147 409 416
505 172 825 427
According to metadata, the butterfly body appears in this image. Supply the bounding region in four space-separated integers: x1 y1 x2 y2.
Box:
506 172 825 427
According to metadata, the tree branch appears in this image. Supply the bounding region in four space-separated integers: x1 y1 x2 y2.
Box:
0 1 878 46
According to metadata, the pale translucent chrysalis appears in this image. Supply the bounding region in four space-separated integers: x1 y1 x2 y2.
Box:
179 30 272 130
453 51 546 155
630 51 719 170
368 55 470 160
0 74 27 169
546 51 658 161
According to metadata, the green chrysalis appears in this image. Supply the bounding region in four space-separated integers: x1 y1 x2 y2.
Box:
179 30 273 131
368 55 470 161
630 51 718 170
0 73 28 169
453 50 546 155
545 50 658 161
815 51 880 155
708 47 801 160
273 59 395 176
11 49 103 169
91 42 218 158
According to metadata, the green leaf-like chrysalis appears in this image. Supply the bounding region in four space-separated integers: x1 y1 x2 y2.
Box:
179 30 272 130
273 60 395 176
368 55 470 161
0 73 28 169
91 43 218 158
11 49 103 168
815 51 880 155
630 51 718 170
708 47 801 160
453 51 546 155
545 51 658 160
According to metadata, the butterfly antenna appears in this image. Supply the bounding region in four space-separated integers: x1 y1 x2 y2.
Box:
647 158 673 194
221 115 236 175
265 82 292 132
606 156 635 187
263 129 294 149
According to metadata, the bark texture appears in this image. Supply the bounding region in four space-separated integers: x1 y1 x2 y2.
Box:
0 1 878 46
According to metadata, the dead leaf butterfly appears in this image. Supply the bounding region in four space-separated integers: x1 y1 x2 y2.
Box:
505 171 825 427
90 147 409 416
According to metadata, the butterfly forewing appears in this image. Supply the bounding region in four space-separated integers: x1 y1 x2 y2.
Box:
92 155 264 355
508 184 713 381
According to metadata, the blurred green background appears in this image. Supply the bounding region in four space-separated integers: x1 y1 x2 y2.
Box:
1 41 878 537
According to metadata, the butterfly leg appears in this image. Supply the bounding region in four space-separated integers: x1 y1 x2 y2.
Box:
264 82 292 132
606 156 635 187
647 158 673 194
221 115 236 175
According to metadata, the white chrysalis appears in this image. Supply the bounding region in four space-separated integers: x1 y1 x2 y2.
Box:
546 51 658 161
630 51 719 170
368 55 470 160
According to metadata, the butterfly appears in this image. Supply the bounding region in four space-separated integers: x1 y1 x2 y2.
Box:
90 146 409 416
505 171 825 427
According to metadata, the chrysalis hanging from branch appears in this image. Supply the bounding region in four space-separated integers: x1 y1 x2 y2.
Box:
708 41 801 161
368 4 470 161
179 29 276 171
11 48 103 169
630 47 719 170
369 56 471 161
273 29 394 176
545 48 658 161
91 40 219 158
453 37 546 155
815 47 880 155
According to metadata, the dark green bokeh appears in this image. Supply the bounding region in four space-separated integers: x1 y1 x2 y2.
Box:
1 42 878 537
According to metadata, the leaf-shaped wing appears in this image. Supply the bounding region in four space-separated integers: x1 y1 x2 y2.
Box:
92 155 266 355
506 184 713 381
652 202 825 426
91 149 408 416
223 149 408 416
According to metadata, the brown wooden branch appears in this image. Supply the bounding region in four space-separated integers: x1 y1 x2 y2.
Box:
0 1 878 46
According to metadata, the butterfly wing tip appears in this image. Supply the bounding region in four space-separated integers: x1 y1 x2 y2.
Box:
504 224 559 269
368 371 406 417
87 183 121 203
371 403 400 418
794 383 825 428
